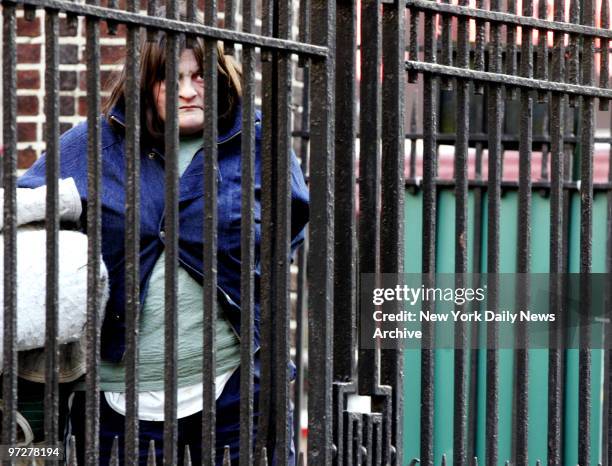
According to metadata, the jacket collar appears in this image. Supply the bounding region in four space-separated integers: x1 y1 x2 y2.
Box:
108 102 250 145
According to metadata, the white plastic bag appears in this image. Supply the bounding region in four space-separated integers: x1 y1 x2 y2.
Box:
0 227 109 371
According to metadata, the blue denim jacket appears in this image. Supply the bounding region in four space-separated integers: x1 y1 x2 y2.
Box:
18 104 310 364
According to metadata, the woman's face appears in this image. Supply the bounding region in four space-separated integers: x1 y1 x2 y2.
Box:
152 49 205 136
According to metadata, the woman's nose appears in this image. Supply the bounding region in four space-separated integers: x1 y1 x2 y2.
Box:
179 79 197 99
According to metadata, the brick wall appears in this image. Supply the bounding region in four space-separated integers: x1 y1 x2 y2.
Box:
13 9 135 169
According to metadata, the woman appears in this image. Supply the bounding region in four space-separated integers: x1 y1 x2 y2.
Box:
17 7 309 465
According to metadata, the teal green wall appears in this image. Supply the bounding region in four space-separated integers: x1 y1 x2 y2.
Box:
402 187 608 465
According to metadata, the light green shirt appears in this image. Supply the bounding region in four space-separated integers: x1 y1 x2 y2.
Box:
97 137 241 392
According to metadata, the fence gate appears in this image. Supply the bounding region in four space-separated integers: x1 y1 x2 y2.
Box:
402 0 612 466
2 0 612 464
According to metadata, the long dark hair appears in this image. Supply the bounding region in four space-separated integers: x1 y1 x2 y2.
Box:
102 5 242 142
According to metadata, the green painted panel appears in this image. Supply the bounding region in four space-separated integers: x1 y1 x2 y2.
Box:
403 189 424 462
563 192 607 466
403 187 609 465
434 190 456 462
528 193 552 464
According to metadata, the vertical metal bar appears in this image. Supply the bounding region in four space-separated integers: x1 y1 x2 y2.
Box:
239 0 256 464
343 411 354 464
454 1 470 465
44 6 60 453
474 0 486 94
334 0 357 389
371 415 383 466
147 0 157 41
185 0 195 24
536 0 549 102
358 0 381 396
381 2 404 465
354 415 364 466
440 0 452 90
600 0 610 111
223 0 236 53
106 0 118 35
505 0 517 100
202 1 218 465
540 142 550 180
515 2 534 465
163 0 180 464
224 0 235 29
408 7 419 83
333 385 347 466
567 0 580 106
262 0 274 39
486 1 504 465
307 0 335 464
124 0 141 461
547 2 566 465
362 414 374 466
185 0 195 48
579 1 595 465
85 2 102 463
333 2 356 460
255 0 275 460
1 0 17 452
409 102 417 179
273 0 293 462
421 4 437 466
298 0 310 67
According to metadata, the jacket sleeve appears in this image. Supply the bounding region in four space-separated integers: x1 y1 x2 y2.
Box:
17 153 48 190
17 123 90 228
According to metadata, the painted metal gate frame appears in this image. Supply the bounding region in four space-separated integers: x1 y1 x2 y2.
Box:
403 0 612 465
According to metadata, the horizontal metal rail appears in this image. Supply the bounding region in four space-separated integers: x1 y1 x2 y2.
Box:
406 61 612 99
404 134 609 145
405 178 612 192
9 0 329 58
406 0 612 40
294 132 612 145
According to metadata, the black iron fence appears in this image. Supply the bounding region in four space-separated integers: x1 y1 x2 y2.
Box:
2 0 612 464
2 0 337 464
404 1 612 466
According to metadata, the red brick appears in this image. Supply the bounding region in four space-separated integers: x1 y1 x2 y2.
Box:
17 17 41 37
17 70 40 89
17 122 37 141
101 45 126 65
18 147 37 169
78 96 87 116
60 44 79 64
60 15 79 37
59 71 77 91
79 69 114 91
60 96 74 116
17 95 39 116
17 44 41 64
